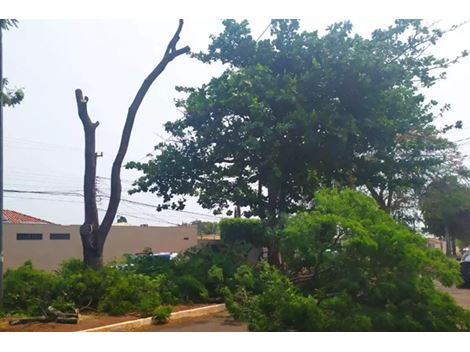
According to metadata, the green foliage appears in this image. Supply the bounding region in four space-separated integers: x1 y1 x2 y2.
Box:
225 263 324 331
171 242 253 298
224 188 470 331
117 215 128 223
172 275 209 303
1 21 24 108
152 305 173 324
1 78 24 107
97 271 163 316
2 258 173 317
220 218 267 246
123 253 173 276
127 19 468 224
420 176 470 243
3 261 61 316
192 220 219 235
55 259 104 309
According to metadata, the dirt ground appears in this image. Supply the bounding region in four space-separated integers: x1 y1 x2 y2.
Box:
0 304 207 332
133 310 248 332
0 313 138 332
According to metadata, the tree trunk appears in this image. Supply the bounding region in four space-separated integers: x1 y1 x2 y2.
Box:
266 187 282 267
451 235 457 257
445 224 452 256
76 89 101 269
75 20 190 270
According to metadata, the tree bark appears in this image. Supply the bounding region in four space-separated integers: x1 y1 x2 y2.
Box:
76 90 102 270
75 20 190 270
445 224 452 257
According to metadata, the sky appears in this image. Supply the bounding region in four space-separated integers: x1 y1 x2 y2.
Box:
3 18 470 226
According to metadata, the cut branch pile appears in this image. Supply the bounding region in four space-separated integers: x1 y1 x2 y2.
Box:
9 306 79 326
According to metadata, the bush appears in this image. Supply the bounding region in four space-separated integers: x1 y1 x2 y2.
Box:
172 275 209 303
3 261 61 316
152 305 173 324
225 263 324 331
123 253 173 276
220 218 267 247
170 241 253 300
224 188 470 331
97 270 164 316
55 259 105 310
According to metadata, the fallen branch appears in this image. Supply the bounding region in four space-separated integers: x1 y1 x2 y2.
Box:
9 306 79 325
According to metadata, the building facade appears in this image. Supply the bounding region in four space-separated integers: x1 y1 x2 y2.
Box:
3 210 197 271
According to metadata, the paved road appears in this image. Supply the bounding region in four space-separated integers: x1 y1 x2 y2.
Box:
135 311 248 332
439 285 470 310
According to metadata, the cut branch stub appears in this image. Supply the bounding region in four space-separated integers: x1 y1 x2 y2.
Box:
75 89 98 129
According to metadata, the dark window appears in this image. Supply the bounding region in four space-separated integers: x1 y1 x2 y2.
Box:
50 233 70 240
17 233 43 240
183 237 189 240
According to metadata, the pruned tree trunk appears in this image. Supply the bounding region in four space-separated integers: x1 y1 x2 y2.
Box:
75 20 190 270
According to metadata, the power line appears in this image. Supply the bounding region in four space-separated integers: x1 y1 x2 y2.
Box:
4 189 83 197
5 187 221 220
4 194 83 204
256 21 272 41
455 137 470 144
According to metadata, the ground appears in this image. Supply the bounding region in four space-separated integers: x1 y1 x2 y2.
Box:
133 311 248 332
0 313 137 332
438 285 470 310
0 304 207 332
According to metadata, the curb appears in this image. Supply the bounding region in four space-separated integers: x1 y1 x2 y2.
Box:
79 304 226 332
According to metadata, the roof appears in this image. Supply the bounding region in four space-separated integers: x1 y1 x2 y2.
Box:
2 209 53 224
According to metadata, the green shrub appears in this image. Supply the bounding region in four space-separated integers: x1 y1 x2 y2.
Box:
123 253 173 276
3 261 61 316
225 263 324 331
55 259 104 309
173 275 209 303
220 218 267 247
152 305 173 324
170 242 253 300
97 271 163 316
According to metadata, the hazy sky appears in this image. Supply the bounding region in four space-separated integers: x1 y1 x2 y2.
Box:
3 19 470 225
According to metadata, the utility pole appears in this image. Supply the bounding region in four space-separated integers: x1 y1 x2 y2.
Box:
0 23 4 309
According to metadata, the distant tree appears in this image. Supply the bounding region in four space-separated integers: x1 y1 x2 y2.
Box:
191 220 219 236
0 20 24 107
75 20 190 270
127 19 468 263
116 215 128 224
420 176 470 256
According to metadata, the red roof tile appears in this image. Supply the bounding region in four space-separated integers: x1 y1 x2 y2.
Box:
2 209 53 224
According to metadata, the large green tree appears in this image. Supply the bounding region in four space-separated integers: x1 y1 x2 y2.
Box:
127 20 467 240
420 176 470 256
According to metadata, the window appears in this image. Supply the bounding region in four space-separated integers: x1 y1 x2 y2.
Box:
17 233 43 240
183 237 189 240
50 233 70 240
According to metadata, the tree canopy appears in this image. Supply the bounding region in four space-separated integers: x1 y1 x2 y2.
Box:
224 188 470 331
420 176 470 252
127 19 468 223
